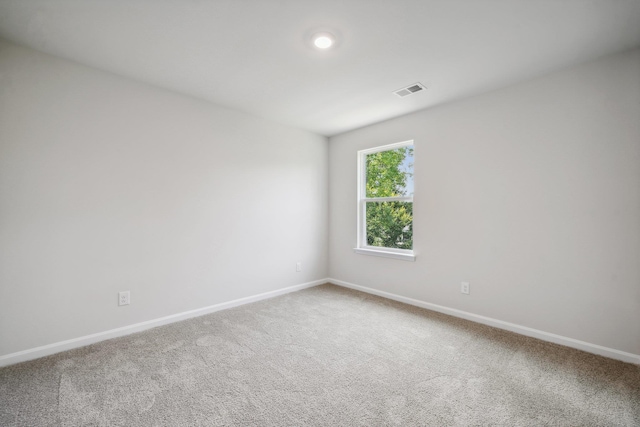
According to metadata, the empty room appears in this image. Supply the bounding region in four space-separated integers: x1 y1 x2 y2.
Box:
1 0 639 425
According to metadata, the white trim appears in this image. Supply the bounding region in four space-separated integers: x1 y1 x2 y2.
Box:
6 277 636 368
328 278 640 365
362 196 412 203
0 279 326 368
358 139 415 155
353 247 416 261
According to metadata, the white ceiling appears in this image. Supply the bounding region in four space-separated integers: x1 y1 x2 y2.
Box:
1 0 639 137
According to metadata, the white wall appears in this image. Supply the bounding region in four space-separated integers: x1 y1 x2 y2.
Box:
329 49 640 356
2 39 638 362
0 40 328 357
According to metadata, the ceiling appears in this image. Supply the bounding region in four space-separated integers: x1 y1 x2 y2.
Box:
1 1 639 137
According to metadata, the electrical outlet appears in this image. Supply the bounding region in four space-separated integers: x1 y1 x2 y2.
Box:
118 291 130 306
461 282 470 295
296 261 302 272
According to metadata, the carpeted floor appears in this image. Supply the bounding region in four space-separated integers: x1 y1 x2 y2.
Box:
1 284 639 426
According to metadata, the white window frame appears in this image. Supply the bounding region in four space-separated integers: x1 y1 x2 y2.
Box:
354 140 416 262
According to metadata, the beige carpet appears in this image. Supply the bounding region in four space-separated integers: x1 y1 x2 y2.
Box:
1 284 639 426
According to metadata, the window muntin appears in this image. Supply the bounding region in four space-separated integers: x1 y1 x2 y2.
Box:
357 141 414 259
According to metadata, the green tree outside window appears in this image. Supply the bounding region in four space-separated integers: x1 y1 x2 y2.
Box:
365 146 413 249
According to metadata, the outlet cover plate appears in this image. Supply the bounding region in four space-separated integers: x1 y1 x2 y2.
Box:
461 282 470 295
119 291 130 306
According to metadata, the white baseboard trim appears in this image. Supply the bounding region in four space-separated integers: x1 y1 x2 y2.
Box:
0 279 327 368
328 278 640 365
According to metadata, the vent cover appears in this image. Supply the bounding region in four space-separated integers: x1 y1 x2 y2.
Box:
394 82 426 98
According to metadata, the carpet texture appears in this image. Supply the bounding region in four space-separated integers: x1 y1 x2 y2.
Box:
1 284 639 426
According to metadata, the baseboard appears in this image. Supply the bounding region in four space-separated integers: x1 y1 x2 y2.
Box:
328 278 640 365
0 279 327 368
5 278 637 367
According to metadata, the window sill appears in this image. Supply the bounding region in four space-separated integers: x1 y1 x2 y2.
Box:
353 247 416 262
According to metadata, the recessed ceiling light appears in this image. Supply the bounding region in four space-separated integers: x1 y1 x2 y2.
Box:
312 32 335 49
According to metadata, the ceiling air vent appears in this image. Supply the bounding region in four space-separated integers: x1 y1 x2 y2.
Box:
394 82 426 98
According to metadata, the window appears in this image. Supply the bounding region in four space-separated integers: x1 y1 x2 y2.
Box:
355 140 415 261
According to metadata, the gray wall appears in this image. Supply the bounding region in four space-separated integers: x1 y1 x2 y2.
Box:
2 39 638 360
329 49 640 355
0 40 329 357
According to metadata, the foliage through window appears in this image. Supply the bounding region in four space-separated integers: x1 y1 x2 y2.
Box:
357 141 414 258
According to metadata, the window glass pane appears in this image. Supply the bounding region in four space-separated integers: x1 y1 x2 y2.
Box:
366 201 413 250
365 146 414 198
